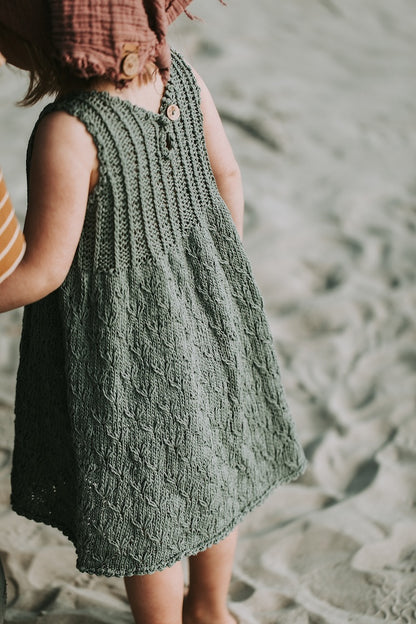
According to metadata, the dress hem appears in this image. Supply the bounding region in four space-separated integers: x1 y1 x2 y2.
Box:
10 456 307 578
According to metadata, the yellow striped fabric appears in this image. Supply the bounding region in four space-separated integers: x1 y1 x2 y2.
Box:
0 169 26 284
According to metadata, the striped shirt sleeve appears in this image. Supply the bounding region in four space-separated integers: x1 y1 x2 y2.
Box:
0 169 26 284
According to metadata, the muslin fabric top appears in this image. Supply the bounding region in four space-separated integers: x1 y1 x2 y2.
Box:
48 0 196 86
0 0 197 84
11 49 307 577
0 170 26 284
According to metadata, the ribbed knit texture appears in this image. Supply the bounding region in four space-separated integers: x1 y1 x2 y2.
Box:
11 49 307 577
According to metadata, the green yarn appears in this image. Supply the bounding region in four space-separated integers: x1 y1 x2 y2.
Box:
11 49 307 577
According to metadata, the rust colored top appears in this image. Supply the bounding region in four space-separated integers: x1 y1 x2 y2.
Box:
48 0 195 86
0 0 225 86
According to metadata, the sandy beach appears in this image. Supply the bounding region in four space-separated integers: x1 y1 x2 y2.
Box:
1 0 416 622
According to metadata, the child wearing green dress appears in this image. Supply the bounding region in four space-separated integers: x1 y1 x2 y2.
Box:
0 2 307 623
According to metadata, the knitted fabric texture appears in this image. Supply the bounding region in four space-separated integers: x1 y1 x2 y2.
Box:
11 49 307 577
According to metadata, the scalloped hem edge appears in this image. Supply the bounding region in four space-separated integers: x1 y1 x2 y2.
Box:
10 457 308 578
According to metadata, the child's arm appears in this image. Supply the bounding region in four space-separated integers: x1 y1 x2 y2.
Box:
0 111 97 313
191 66 244 241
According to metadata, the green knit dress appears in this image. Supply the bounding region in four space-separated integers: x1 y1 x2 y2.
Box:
11 49 307 577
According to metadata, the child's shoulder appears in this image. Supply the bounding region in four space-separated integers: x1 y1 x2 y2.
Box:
29 102 98 180
34 105 95 153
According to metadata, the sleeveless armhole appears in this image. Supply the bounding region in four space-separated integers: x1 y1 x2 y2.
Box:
169 49 207 165
27 98 116 272
169 49 240 233
170 48 204 123
26 100 106 209
169 50 212 162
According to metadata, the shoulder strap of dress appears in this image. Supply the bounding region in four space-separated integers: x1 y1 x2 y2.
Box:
169 48 204 129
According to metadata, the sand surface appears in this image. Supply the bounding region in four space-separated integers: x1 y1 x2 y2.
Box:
1 0 416 622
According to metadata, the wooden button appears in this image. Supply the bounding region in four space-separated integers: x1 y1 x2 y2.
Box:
121 52 140 78
166 104 181 121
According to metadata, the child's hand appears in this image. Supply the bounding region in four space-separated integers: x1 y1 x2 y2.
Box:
0 111 98 312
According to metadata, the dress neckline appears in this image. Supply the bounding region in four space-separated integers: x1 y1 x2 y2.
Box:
85 65 175 121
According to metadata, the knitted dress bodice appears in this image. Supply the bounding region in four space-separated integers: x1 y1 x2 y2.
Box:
11 49 307 577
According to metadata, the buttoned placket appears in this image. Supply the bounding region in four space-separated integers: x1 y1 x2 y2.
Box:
158 103 181 160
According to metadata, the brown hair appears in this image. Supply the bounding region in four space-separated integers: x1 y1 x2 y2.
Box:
0 23 158 107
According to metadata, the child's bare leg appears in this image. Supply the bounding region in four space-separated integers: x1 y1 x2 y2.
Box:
124 559 184 624
183 526 239 624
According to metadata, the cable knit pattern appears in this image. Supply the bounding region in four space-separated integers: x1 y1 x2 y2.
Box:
11 49 307 577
